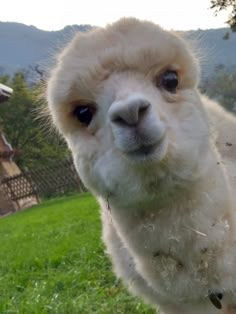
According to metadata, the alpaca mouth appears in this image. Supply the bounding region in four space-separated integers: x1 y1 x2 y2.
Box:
125 138 167 162
129 144 157 157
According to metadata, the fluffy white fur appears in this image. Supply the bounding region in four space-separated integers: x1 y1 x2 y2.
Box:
47 18 236 313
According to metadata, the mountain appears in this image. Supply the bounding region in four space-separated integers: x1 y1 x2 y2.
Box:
0 22 236 80
0 22 92 79
184 28 236 77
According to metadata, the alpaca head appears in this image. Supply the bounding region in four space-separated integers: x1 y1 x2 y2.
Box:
47 18 211 207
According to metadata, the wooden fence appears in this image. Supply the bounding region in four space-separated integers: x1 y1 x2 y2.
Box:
0 158 86 208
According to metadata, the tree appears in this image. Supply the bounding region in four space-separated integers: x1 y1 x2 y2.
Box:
211 0 236 31
0 72 69 170
223 31 230 39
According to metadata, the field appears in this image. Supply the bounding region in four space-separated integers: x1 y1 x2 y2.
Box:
0 193 156 313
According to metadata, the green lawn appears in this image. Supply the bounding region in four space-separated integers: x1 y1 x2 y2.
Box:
0 193 156 314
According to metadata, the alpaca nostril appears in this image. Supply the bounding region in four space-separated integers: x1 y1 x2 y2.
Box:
138 102 150 118
112 116 127 126
110 99 150 127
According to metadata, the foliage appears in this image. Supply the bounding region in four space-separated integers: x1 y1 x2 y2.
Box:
201 67 236 113
0 72 68 170
211 0 236 31
0 194 156 313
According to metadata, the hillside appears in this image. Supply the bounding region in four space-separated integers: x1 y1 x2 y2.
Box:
0 21 236 79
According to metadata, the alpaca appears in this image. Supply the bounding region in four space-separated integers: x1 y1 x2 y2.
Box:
47 18 236 314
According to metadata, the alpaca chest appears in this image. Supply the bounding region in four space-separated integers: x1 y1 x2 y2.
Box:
111 208 231 300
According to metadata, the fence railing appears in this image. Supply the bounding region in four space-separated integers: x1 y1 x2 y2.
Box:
0 158 86 207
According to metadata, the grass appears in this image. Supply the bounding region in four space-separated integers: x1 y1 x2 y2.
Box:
0 193 156 314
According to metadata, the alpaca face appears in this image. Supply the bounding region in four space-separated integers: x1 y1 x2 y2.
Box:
47 18 211 207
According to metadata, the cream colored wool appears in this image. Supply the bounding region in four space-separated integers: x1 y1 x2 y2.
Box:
47 18 236 314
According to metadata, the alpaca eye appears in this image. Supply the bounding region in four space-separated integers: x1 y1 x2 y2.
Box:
72 104 96 126
160 70 178 93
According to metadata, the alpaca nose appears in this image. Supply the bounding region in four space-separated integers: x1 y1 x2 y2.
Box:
109 98 150 127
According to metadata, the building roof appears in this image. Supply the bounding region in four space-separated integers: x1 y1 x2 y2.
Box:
0 83 13 103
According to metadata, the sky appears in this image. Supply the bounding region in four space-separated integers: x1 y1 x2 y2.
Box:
1 0 230 31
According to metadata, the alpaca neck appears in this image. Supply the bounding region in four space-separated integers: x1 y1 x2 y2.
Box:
106 148 234 241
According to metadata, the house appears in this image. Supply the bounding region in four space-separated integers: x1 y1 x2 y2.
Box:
0 83 20 175
0 84 38 215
